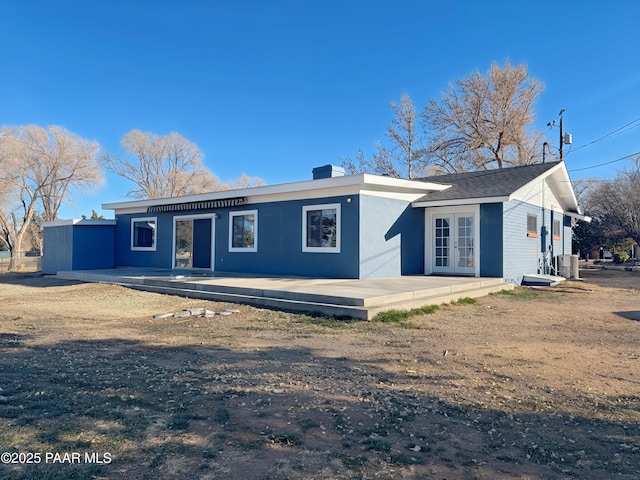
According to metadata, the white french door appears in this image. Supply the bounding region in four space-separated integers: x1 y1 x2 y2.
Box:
431 211 477 275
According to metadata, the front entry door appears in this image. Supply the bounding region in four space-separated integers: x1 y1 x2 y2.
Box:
173 216 214 269
433 213 475 275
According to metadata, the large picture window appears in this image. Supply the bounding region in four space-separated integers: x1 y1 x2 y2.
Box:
131 217 156 251
229 210 257 252
302 203 341 253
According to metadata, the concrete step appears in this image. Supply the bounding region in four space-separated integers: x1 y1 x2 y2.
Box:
365 282 514 319
111 281 374 320
55 269 514 320
101 279 514 321
136 276 510 308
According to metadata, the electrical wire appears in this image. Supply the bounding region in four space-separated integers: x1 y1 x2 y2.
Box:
566 72 640 110
568 151 640 172
568 115 640 154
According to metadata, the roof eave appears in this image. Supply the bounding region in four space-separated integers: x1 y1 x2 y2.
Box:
565 211 592 222
103 174 452 211
412 196 510 208
510 162 580 212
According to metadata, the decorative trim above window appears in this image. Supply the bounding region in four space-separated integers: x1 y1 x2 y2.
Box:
229 210 257 252
302 203 341 253
131 217 157 251
526 214 538 238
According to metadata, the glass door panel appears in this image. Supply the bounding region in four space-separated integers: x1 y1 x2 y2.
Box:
434 217 450 269
456 215 474 273
432 213 475 275
174 219 193 268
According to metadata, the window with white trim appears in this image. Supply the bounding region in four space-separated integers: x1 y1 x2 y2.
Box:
302 203 341 253
229 210 257 252
131 217 157 251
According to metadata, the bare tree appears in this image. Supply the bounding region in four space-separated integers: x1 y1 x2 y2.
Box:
0 125 103 269
341 93 426 178
15 125 103 221
104 130 222 199
422 60 545 172
226 173 266 190
585 159 640 246
386 93 428 178
341 146 401 178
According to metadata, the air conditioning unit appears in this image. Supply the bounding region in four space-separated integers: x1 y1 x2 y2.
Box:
556 254 572 278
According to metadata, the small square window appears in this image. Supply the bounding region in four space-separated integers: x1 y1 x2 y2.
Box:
527 214 538 238
229 210 257 252
302 203 341 253
131 217 156 251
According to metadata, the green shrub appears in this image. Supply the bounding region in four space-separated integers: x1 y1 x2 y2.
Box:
614 252 629 263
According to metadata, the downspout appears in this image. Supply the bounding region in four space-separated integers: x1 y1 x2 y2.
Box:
541 179 547 274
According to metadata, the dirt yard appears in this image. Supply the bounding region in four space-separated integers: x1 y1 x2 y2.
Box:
0 269 638 479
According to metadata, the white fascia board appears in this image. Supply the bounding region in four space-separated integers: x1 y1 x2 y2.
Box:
103 174 451 212
565 211 592 222
412 196 509 208
43 219 117 228
510 162 579 212
361 174 451 192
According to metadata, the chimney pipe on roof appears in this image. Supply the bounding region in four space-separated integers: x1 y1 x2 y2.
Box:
312 164 345 180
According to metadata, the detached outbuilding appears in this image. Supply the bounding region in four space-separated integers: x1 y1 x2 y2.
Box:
43 161 588 285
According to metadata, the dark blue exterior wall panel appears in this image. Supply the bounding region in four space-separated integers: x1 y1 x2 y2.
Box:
215 195 360 278
72 226 115 270
479 203 503 277
115 214 174 268
401 208 425 275
193 218 212 268
114 195 360 278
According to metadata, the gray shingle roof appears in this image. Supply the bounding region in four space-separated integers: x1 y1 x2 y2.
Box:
416 162 561 202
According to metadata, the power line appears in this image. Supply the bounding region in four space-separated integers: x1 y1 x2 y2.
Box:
567 72 640 110
568 151 640 172
567 115 640 154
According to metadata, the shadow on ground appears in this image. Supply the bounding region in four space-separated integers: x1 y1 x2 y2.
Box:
0 334 638 480
0 272 82 288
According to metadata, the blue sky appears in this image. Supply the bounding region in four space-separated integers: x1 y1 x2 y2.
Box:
1 1 639 219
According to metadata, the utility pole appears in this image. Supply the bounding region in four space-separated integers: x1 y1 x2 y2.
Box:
559 109 565 161
547 110 572 162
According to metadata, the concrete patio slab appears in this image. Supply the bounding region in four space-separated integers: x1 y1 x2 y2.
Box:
56 268 514 320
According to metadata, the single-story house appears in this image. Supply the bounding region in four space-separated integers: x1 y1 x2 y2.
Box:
43 161 588 285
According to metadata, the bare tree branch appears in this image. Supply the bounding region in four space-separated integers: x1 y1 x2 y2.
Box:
103 130 223 199
0 125 103 269
422 60 545 171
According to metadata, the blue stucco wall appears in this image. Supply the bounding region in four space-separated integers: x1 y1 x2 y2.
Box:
479 203 503 277
359 195 424 277
115 195 361 278
72 225 115 270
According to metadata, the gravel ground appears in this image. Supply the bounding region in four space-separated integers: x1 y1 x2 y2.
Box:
0 268 638 479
